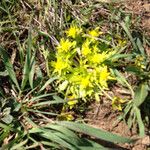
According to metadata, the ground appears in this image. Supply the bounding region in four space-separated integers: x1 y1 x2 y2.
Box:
85 1 150 149
0 0 150 149
86 100 150 149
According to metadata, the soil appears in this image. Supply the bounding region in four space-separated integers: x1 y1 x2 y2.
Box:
86 100 150 149
125 0 150 56
126 0 150 32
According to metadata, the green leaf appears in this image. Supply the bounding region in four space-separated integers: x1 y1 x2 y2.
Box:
45 124 108 149
133 83 149 107
120 21 138 51
29 57 36 89
111 69 134 97
109 54 133 61
0 129 10 143
41 141 60 149
134 106 145 137
0 46 20 91
27 109 58 116
21 54 30 90
57 121 134 144
53 95 66 102
21 31 35 90
29 127 76 150
126 66 143 76
28 93 55 103
31 100 64 107
136 38 146 56
39 77 58 92
11 139 28 150
1 114 13 124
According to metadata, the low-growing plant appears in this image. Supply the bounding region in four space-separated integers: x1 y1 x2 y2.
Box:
0 32 134 149
0 0 149 149
50 25 129 103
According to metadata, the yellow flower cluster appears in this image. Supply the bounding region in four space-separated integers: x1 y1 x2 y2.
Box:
134 55 146 70
112 97 126 111
57 38 76 52
66 25 82 38
51 24 117 103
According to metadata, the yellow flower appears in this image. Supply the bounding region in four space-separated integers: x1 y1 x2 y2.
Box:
80 76 90 89
66 25 82 38
99 66 110 88
52 58 68 73
57 38 76 52
81 40 91 56
67 95 78 109
91 52 107 64
82 46 91 56
88 27 103 37
93 45 99 52
134 55 146 69
118 39 127 46
112 97 126 111
58 113 74 121
66 114 74 120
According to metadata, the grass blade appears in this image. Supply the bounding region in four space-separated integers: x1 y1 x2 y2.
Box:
0 46 20 91
120 21 138 51
134 107 145 137
29 56 36 89
11 139 28 150
39 77 58 92
133 83 149 107
57 121 134 144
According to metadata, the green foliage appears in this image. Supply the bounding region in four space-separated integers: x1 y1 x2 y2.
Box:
0 30 134 149
50 25 120 100
0 0 149 149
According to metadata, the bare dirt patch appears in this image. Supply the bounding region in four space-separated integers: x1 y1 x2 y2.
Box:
126 0 150 33
86 100 150 149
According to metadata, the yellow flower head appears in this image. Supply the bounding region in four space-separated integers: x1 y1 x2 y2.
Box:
93 45 99 52
98 66 111 88
134 55 146 69
57 38 76 52
112 97 126 111
66 25 82 38
52 57 68 73
88 27 103 37
67 95 78 109
91 52 108 64
59 113 74 121
80 76 90 89
81 40 91 56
